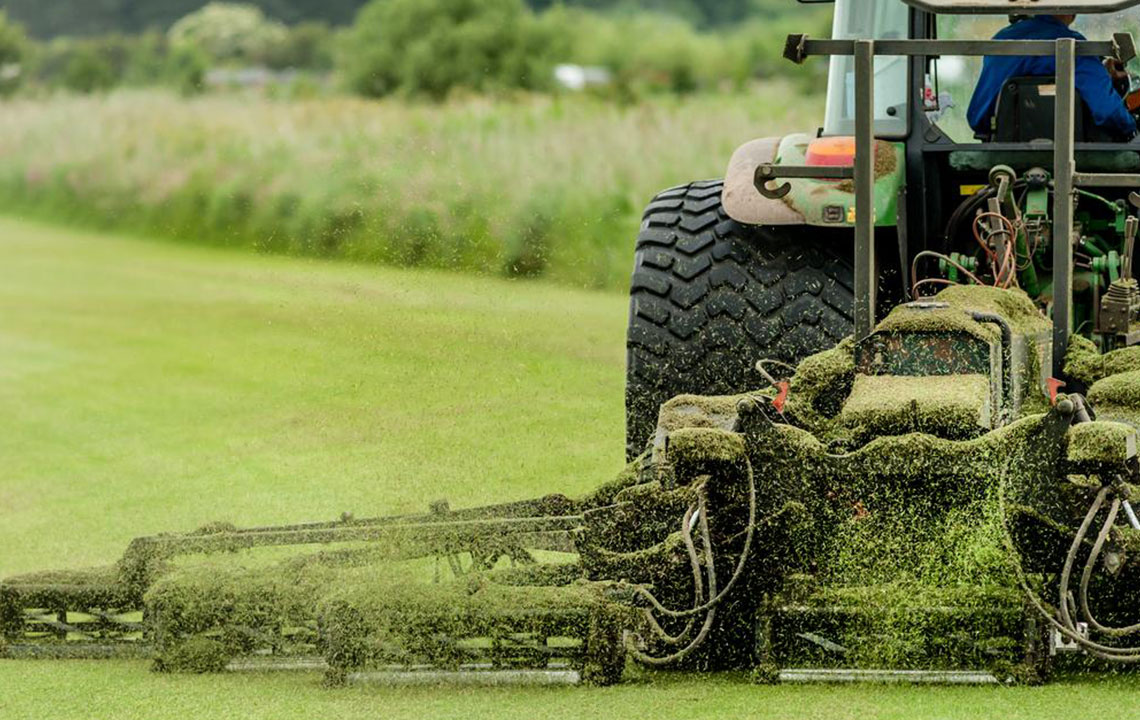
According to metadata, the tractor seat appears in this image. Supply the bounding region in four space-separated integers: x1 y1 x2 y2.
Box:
983 75 1114 143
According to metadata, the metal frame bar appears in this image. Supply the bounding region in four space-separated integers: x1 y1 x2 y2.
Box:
854 40 877 341
753 164 853 200
143 515 582 555
778 668 999 685
902 0 1140 17
785 36 1132 63
756 166 853 180
1054 39 1077 377
1073 173 1140 187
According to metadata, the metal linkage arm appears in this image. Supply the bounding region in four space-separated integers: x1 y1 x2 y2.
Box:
753 164 854 200
140 515 584 557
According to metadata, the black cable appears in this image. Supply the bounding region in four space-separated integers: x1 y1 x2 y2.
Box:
626 457 758 665
630 458 756 619
1078 498 1140 637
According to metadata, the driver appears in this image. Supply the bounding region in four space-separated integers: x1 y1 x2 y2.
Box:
967 14 1136 140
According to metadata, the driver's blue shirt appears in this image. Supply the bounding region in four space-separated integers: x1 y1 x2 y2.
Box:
966 15 1136 138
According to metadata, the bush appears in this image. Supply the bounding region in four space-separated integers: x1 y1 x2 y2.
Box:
0 11 28 96
168 2 288 67
119 30 169 86
264 21 334 71
28 33 175 94
532 7 826 98
168 45 208 96
62 46 116 94
722 12 832 93
166 5 333 73
341 0 556 99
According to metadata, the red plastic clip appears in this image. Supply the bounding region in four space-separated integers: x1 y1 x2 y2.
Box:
772 381 790 413
1046 377 1066 406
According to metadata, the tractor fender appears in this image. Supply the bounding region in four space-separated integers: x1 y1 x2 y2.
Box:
723 134 905 229
721 137 806 226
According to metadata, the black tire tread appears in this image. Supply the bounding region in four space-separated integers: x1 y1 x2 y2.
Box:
625 180 855 458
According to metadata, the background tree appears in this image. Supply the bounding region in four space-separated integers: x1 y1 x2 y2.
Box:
263 20 332 70
0 10 28 95
0 0 812 37
167 43 208 95
60 43 116 92
167 2 287 66
340 0 556 99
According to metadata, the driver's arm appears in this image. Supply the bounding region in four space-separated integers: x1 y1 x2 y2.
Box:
1075 55 1137 137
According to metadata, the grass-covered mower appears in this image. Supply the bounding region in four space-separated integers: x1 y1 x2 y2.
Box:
6 285 1140 684
14 0 1140 687
0 497 637 682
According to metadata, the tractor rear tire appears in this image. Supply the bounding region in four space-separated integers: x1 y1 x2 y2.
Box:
625 180 855 458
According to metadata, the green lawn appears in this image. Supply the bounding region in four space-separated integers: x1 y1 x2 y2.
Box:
0 216 627 578
5 217 1140 719
7 661 1140 720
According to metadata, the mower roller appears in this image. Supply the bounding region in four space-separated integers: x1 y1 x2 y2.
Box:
12 0 1140 685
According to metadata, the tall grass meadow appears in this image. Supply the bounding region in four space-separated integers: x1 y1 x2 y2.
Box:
0 88 818 288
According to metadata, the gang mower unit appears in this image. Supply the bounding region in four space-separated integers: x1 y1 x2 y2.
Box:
11 0 1140 686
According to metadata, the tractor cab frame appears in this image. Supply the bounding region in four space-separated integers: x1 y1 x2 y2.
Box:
758 0 1140 377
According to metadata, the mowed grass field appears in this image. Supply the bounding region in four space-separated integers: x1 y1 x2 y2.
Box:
7 217 1140 719
0 216 627 580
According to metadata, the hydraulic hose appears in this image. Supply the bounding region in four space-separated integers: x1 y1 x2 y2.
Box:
1078 497 1140 637
626 490 719 666
943 185 996 251
630 457 757 619
1001 463 1140 661
626 456 758 665
640 501 704 647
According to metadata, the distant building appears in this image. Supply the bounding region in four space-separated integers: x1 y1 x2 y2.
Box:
553 64 612 92
205 66 294 89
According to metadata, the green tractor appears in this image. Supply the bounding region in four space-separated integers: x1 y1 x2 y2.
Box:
625 0 1140 458
11 0 1140 685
